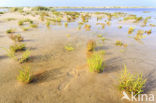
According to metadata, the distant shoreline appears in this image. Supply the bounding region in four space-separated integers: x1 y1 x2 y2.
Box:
0 6 156 9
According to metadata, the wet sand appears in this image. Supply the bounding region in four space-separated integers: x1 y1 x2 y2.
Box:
0 11 156 103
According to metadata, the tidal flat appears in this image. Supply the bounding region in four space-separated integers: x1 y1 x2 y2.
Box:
0 7 156 103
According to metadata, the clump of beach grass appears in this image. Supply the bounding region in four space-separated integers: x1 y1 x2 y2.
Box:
115 41 127 48
64 22 68 27
145 29 152 35
18 19 33 26
22 27 30 31
128 27 135 34
18 50 31 63
64 45 74 51
87 40 96 52
5 48 16 59
46 20 50 28
84 24 91 31
8 34 23 42
118 26 122 29
119 65 146 95
87 52 104 73
30 24 38 28
17 66 32 84
6 28 16 34
10 43 26 52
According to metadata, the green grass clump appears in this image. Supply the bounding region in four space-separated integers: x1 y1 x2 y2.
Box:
46 20 50 28
30 24 38 28
22 27 30 31
8 34 23 42
119 65 146 95
17 66 32 84
124 15 137 21
145 29 152 35
6 29 15 34
18 50 31 63
84 24 91 31
118 26 122 29
10 43 26 52
32 6 50 11
97 34 103 38
0 12 4 14
143 16 151 26
115 41 127 48
87 40 96 52
5 48 15 59
64 45 74 51
128 27 135 34
87 52 104 73
64 22 68 27
18 19 33 26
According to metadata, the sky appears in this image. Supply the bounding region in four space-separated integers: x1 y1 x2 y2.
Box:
0 0 156 7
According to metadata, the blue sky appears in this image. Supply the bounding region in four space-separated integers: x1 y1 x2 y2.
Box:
0 0 156 7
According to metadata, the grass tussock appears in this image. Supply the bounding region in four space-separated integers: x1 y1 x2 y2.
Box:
10 43 26 52
87 40 96 52
6 29 16 34
119 65 146 95
132 30 147 41
22 27 30 31
30 24 38 28
87 52 104 73
46 20 50 28
18 50 31 63
64 22 68 27
64 45 74 51
5 48 16 59
18 19 33 26
145 29 152 35
115 41 127 48
118 26 122 29
84 24 91 31
8 34 23 42
128 27 135 34
17 66 32 84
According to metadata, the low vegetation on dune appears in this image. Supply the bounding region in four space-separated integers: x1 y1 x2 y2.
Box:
119 65 146 95
17 66 32 84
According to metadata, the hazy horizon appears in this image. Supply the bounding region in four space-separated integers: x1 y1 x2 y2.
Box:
0 0 156 7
